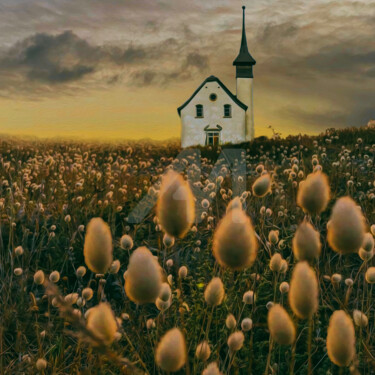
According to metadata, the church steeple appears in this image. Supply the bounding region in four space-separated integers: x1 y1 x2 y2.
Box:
233 6 256 78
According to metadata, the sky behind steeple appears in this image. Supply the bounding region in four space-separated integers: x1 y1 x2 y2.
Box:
0 0 373 140
233 6 256 66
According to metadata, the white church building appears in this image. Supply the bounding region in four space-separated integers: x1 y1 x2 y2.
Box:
178 6 256 148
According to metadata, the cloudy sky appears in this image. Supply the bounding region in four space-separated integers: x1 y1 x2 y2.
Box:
0 0 374 140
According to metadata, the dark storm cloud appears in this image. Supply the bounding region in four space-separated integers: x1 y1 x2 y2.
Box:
258 36 375 80
0 31 99 83
183 52 209 70
281 104 375 130
115 45 148 64
0 29 205 95
254 7 375 79
257 22 299 46
304 48 375 78
249 5 375 129
108 38 180 65
0 31 168 83
280 107 350 127
129 51 209 87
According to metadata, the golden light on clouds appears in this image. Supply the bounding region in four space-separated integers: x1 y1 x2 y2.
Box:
0 0 373 141
0 80 330 141
0 87 180 141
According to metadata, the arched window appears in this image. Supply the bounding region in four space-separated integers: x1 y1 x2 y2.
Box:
196 104 203 118
224 104 232 118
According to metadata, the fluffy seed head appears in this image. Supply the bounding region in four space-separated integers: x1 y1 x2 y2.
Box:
266 301 274 310
213 208 257 270
327 197 365 254
49 271 60 283
270 253 283 272
178 266 188 279
365 267 375 283
163 233 175 247
76 297 85 307
109 260 120 274
256 164 264 174
226 314 237 330
267 304 296 345
226 197 242 213
73 305 84 317
65 293 79 305
159 282 172 302
243 290 255 304
227 331 244 352
241 318 253 331
124 246 162 304
359 248 374 261
83 218 113 274
268 230 279 245
34 270 45 285
203 362 222 375
201 198 210 209
331 273 342 284
280 259 288 273
195 340 211 361
353 310 368 328
156 170 195 238
36 358 47 370
297 171 330 215
14 246 24 256
82 287 93 301
293 221 321 262
14 267 23 276
289 262 319 319
278 239 286 250
86 303 118 346
146 318 155 330
204 277 225 307
155 328 186 372
326 310 356 367
156 296 172 312
279 281 289 294
362 232 374 252
120 234 133 250
252 174 271 197
76 266 86 277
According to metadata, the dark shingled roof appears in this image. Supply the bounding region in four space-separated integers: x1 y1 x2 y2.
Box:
233 6 256 66
177 75 248 116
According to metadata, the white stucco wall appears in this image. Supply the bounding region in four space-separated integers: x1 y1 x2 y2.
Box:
236 78 254 141
180 81 246 148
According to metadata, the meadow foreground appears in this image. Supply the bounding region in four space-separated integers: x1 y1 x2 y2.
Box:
1 127 375 374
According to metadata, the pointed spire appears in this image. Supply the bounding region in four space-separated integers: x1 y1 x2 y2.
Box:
241 6 248 53
233 6 256 67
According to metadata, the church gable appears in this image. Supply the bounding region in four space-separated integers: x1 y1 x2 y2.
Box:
178 75 248 148
178 6 255 147
177 75 247 117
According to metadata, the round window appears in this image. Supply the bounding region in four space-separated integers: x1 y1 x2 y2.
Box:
209 93 217 101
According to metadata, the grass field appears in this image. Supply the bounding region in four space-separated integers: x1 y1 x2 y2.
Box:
1 126 375 374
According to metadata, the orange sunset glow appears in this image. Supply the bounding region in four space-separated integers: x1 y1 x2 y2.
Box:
0 0 374 140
